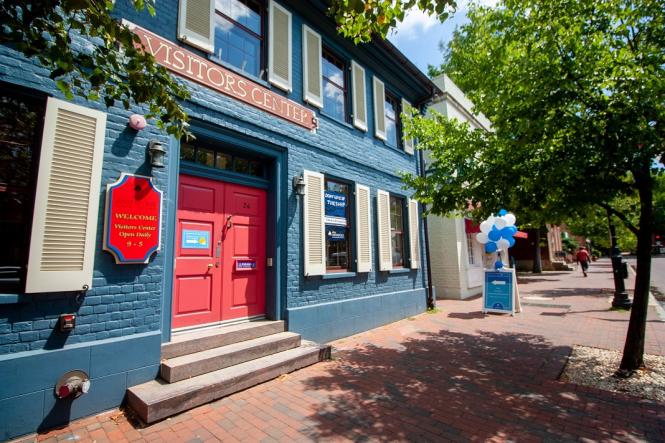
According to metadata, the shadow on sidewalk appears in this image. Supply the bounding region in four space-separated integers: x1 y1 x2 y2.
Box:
301 329 662 441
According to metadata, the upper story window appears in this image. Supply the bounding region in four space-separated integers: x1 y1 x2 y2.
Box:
214 0 264 79
321 47 347 122
390 195 406 267
385 92 400 147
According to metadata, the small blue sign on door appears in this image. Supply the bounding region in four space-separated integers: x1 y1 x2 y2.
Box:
483 270 514 313
181 230 210 249
236 259 257 271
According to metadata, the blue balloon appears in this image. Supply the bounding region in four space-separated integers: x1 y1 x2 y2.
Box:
485 242 498 253
498 209 508 216
488 227 501 242
494 260 504 270
500 226 517 239
508 236 516 247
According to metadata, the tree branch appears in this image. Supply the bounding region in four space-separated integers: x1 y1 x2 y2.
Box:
599 202 639 236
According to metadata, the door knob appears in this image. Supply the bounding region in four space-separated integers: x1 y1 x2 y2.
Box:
207 263 214 269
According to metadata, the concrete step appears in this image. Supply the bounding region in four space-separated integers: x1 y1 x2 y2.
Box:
160 332 302 383
162 320 285 359
128 341 331 423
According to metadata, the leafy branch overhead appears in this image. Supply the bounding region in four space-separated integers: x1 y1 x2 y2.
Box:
329 0 457 43
0 0 191 138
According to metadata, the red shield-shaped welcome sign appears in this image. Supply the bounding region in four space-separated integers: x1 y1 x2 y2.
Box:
103 174 163 264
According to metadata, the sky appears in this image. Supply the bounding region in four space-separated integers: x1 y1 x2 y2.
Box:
388 1 498 75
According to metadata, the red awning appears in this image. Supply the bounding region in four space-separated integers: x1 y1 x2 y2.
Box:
464 218 480 234
514 231 529 239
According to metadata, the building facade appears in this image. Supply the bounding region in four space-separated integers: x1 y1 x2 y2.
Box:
0 0 437 438
426 75 492 299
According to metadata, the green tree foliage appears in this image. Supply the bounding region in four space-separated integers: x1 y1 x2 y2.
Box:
403 0 664 373
329 0 456 43
0 0 191 137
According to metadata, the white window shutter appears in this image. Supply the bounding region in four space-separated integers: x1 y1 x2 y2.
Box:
351 61 367 131
373 76 386 141
302 25 322 108
25 98 106 293
355 184 372 273
408 199 421 269
177 0 214 53
402 98 415 154
303 170 325 276
376 190 392 271
269 0 292 92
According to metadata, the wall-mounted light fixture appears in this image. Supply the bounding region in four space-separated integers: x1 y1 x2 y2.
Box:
292 175 306 196
148 140 166 168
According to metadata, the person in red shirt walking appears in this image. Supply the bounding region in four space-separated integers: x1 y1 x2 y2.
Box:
576 246 591 277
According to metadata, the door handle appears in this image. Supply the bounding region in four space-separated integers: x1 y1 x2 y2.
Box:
207 263 214 269
226 215 233 230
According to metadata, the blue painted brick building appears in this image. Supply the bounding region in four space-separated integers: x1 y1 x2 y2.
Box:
0 0 439 438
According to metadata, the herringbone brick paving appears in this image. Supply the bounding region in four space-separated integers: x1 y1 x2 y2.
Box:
13 259 665 442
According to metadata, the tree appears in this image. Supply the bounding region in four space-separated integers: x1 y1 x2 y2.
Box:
403 0 664 374
0 0 190 137
330 0 456 43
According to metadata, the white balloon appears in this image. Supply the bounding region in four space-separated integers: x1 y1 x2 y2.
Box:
495 217 507 229
476 232 489 244
497 238 510 249
504 213 516 226
479 220 492 234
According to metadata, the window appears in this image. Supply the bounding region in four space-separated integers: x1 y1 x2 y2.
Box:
384 92 400 147
324 178 352 271
214 0 264 79
181 141 265 178
466 233 476 265
321 48 347 122
390 195 406 267
0 89 45 292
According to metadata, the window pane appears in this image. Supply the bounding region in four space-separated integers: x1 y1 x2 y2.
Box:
234 157 250 174
322 51 346 121
197 147 215 167
248 160 263 177
385 98 397 147
390 196 406 267
180 142 196 161
0 91 44 292
214 13 261 78
215 152 232 169
325 178 351 271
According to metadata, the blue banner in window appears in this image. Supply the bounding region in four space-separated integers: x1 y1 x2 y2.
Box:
326 225 346 242
324 190 347 226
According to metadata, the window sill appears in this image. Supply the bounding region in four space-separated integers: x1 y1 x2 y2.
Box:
0 293 29 304
389 268 412 274
317 110 354 130
206 55 271 89
321 272 357 280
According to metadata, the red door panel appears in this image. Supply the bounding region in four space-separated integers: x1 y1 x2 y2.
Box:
221 184 267 320
173 175 267 329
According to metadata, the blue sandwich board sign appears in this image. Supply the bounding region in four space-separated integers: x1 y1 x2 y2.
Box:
483 269 518 315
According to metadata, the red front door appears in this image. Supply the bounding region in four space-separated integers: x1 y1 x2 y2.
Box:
172 175 267 329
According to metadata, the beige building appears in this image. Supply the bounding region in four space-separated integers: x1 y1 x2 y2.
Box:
426 75 492 299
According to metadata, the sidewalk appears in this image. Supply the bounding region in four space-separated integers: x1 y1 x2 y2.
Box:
14 259 665 442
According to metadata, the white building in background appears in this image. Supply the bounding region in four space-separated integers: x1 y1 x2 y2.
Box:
427 74 492 300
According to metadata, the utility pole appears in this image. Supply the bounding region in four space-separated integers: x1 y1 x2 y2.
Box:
607 211 632 309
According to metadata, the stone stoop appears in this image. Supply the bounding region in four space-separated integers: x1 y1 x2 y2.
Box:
126 320 331 423
551 261 574 271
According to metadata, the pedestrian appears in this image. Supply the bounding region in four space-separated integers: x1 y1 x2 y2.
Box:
576 246 591 277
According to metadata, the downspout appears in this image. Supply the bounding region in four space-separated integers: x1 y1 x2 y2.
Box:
418 148 435 309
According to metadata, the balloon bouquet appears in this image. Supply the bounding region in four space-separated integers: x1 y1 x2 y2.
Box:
475 209 518 270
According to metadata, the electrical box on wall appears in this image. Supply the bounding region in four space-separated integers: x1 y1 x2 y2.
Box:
58 313 76 332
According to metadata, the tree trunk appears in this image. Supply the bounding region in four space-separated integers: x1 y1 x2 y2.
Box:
532 226 542 273
619 167 653 373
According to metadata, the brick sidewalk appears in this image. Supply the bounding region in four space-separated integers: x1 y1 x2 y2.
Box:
14 259 665 442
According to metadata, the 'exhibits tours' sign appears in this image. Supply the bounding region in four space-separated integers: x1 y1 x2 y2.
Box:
104 174 163 264
126 22 317 131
